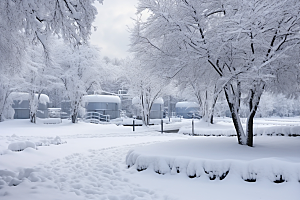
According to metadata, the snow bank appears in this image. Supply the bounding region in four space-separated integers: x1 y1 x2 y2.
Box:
83 95 121 104
8 141 36 151
175 102 199 108
36 118 62 124
6 136 64 153
126 137 300 183
254 126 300 137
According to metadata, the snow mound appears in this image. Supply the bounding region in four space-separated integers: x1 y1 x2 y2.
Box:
36 136 65 146
126 138 300 183
36 118 62 124
8 141 36 152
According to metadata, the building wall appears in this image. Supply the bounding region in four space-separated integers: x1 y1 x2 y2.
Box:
176 107 199 119
12 100 48 119
85 102 120 119
150 103 163 119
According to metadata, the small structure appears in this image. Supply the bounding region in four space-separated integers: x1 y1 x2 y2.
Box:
150 98 164 119
132 97 164 119
60 100 71 119
175 102 200 119
11 92 49 119
82 95 121 120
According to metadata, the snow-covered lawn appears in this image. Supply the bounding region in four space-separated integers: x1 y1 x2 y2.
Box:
0 118 299 199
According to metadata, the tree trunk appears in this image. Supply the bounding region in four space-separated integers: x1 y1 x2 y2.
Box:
246 111 255 147
246 82 265 146
30 112 36 123
224 84 247 145
71 113 77 123
209 89 219 124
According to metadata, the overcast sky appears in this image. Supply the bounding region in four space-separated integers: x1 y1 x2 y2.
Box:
90 0 138 59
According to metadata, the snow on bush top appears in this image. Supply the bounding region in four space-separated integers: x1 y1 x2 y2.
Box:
10 92 50 105
8 141 36 152
83 95 121 104
175 102 199 108
132 97 140 105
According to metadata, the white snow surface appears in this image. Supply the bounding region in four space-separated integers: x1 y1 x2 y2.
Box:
82 95 121 104
0 117 299 199
175 101 199 108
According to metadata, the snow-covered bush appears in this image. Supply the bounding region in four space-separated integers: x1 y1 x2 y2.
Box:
8 141 36 152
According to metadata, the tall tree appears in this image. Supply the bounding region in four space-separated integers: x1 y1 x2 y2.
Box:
131 0 300 146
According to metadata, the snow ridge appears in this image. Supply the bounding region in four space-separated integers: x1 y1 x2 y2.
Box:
126 151 300 183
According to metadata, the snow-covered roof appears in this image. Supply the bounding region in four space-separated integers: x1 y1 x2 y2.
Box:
132 97 164 105
10 92 50 105
175 102 199 108
153 97 164 104
83 95 121 104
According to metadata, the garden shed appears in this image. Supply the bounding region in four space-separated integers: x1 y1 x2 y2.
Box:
11 92 50 119
175 102 200 119
82 95 121 119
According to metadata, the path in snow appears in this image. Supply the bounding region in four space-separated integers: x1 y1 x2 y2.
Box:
0 144 176 200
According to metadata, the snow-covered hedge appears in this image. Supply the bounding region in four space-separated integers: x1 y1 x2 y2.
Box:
7 136 64 152
126 150 300 183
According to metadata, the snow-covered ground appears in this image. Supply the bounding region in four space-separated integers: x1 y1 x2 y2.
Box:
0 117 299 199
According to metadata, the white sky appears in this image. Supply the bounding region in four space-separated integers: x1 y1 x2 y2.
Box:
90 0 138 59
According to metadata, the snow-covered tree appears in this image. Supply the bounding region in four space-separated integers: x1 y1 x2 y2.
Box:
124 59 169 125
21 44 61 123
131 0 300 146
54 43 104 123
0 0 103 122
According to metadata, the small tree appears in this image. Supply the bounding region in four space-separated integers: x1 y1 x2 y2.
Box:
124 59 169 125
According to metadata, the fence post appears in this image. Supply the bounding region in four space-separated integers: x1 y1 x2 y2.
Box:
161 119 163 134
133 119 135 132
192 119 194 136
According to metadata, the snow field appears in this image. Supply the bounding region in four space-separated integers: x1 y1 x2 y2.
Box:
0 145 175 200
0 118 300 200
179 117 300 136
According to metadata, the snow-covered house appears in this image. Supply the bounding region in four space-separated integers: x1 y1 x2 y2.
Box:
175 102 200 119
82 95 121 119
11 93 50 119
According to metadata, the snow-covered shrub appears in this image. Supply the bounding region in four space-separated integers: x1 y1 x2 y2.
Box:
8 141 36 151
